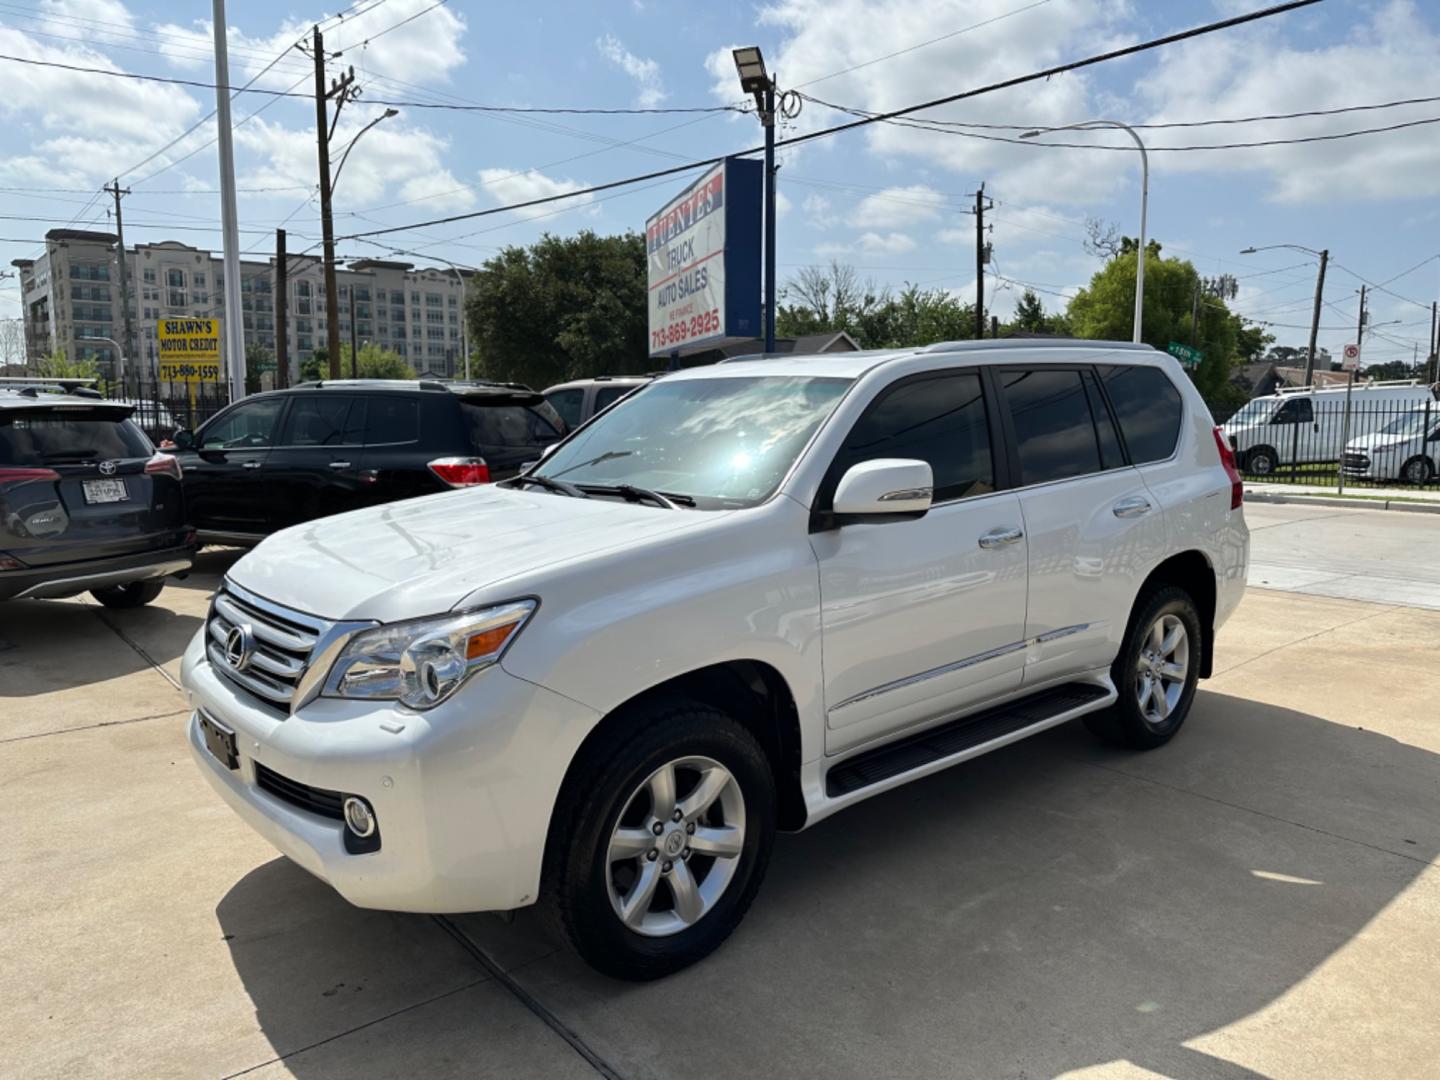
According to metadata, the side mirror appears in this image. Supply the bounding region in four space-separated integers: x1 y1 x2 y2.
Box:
171 429 196 450
833 458 933 518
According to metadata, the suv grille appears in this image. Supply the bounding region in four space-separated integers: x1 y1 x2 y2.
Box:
206 585 325 710
254 762 345 820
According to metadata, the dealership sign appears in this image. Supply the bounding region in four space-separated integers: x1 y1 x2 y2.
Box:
646 158 762 357
157 317 222 382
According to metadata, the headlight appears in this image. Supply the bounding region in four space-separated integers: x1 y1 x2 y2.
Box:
1370 444 1398 454
323 600 536 710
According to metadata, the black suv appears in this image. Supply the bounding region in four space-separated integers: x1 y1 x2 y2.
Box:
166 379 566 542
0 387 193 606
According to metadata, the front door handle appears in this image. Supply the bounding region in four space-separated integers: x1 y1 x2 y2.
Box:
242 461 262 470
978 526 1024 549
328 460 352 469
1113 496 1152 518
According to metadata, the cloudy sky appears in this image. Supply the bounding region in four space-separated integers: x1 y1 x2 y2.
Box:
2 0 1437 366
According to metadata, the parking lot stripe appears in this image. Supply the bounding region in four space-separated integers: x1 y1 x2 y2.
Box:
433 915 626 1080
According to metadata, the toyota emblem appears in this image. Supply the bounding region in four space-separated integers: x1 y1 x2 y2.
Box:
224 624 256 672
98 460 118 476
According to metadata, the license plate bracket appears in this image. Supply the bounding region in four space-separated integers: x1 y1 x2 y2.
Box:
199 711 238 770
82 478 129 504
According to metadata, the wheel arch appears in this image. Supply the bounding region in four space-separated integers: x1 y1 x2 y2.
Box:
554 659 808 832
1135 550 1217 678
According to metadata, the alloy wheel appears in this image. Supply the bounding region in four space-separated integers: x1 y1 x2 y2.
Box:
605 755 746 938
1134 613 1188 727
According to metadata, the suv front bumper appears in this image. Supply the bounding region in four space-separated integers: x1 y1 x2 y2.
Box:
181 628 599 914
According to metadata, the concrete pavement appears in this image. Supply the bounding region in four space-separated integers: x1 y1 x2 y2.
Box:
4 515 1440 1079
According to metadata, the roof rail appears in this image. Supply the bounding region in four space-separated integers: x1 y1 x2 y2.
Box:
920 338 1154 354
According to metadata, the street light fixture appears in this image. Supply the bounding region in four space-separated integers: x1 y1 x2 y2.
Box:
733 46 778 354
332 108 399 192
1240 242 1329 385
1023 120 1148 343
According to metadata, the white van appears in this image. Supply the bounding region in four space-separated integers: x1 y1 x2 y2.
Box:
1342 406 1440 484
1222 381 1437 475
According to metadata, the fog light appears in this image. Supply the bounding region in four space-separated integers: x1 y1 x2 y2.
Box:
343 796 376 838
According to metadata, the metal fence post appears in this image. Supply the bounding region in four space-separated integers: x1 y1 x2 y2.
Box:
1337 372 1354 495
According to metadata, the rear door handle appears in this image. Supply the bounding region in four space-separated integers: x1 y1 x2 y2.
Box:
328 460 352 469
242 461 262 470
978 526 1024 549
1113 496 1152 518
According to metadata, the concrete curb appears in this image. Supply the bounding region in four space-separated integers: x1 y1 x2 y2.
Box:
1244 490 1440 515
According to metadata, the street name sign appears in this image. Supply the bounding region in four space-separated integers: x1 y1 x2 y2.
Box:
1166 341 1204 368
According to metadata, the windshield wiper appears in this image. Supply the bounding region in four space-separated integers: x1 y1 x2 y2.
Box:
508 474 589 498
580 483 694 509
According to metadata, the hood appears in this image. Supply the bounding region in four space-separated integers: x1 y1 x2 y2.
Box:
1346 431 1414 452
227 485 728 622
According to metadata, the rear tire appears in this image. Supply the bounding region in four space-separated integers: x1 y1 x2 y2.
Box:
90 579 165 608
1402 456 1433 485
1086 585 1202 750
542 699 776 980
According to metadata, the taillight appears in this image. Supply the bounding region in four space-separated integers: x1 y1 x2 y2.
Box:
0 554 26 571
0 467 60 490
428 457 491 487
144 453 183 481
1213 426 1243 510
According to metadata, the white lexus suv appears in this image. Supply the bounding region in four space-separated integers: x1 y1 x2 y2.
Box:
182 340 1248 979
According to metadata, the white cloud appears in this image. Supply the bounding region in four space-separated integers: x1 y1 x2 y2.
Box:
476 168 594 220
849 184 949 228
816 231 917 257
775 189 793 218
800 192 837 227
0 154 90 190
596 34 666 109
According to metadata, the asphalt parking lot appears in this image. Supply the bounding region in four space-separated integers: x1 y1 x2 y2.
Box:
4 502 1439 1080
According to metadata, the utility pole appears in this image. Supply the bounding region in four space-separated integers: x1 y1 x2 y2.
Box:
311 24 354 379
1355 284 1367 362
763 81 777 355
275 228 288 388
1190 281 1201 348
104 178 135 388
974 183 988 339
212 0 246 404
1428 300 1437 383
1302 248 1329 385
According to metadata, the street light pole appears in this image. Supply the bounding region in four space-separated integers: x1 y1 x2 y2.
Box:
733 47 778 354
1022 120 1148 343
212 0 246 403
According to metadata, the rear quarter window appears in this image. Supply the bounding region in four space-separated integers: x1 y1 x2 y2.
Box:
462 402 561 450
1 410 151 465
1099 365 1184 463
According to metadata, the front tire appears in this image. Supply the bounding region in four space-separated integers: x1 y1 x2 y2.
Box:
1244 445 1278 476
1086 585 1202 750
1401 456 1433 485
90 579 165 608
542 700 776 980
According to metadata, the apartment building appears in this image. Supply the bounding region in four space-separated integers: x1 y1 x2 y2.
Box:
12 230 468 381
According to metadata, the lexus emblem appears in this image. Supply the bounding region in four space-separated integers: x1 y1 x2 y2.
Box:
98 460 118 476
224 624 256 672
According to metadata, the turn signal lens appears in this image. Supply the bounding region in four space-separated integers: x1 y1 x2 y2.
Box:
1212 426 1243 510
466 624 518 659
428 457 491 487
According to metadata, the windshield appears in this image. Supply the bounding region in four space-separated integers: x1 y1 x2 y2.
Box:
532 375 852 508
1379 411 1437 436
1227 399 1274 426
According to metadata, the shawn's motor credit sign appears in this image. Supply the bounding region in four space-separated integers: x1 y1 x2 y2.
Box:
646 158 762 357
157 317 222 382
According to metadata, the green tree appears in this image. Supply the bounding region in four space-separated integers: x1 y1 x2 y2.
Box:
777 262 975 348
1007 289 1070 336
38 351 99 380
244 343 273 394
297 343 412 382
466 230 649 388
1066 243 1240 403
300 346 327 382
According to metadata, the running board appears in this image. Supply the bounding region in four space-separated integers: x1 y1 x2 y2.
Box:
824 682 1113 797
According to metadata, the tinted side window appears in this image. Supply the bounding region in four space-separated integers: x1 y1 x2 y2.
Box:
465 404 549 450
1100 365 1184 461
1001 368 1102 485
201 398 285 449
278 395 362 446
363 398 419 445
1271 396 1313 425
1083 370 1125 470
831 372 993 503
594 386 631 411
546 389 583 430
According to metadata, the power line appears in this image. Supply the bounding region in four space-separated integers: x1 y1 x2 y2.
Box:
334 0 1324 242
0 51 745 114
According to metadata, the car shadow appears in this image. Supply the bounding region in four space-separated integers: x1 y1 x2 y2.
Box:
214 691 1440 1078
